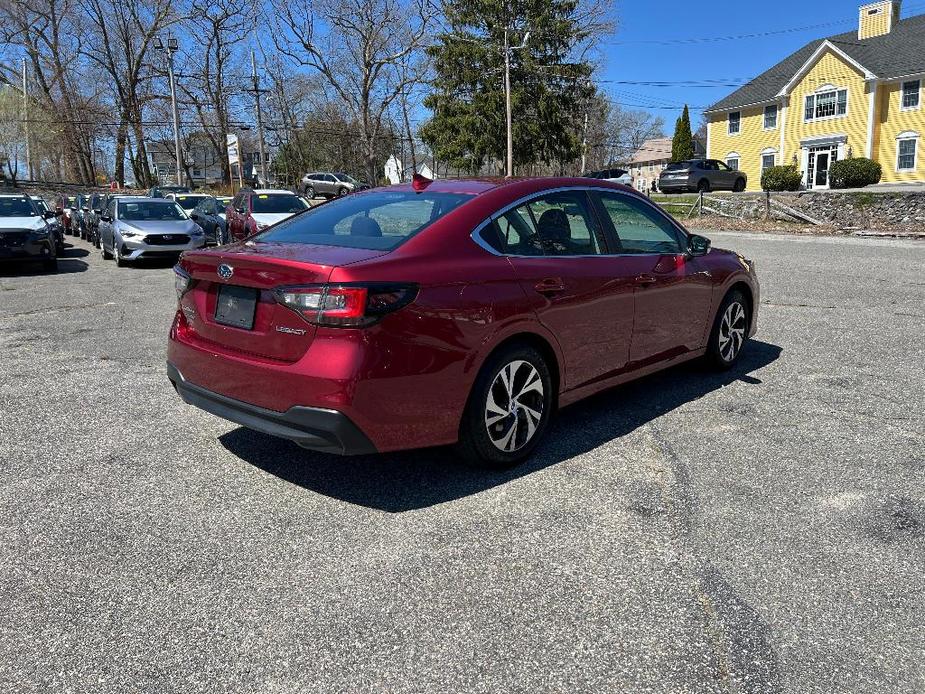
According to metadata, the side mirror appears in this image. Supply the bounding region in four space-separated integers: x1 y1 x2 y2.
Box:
687 234 711 257
42 210 57 220
100 215 112 223
93 208 102 214
82 206 89 212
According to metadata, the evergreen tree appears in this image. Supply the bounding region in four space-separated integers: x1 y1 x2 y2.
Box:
421 0 595 175
671 105 695 163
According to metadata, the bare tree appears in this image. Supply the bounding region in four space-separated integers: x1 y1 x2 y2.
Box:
176 0 249 185
0 0 96 183
266 0 435 184
79 0 174 185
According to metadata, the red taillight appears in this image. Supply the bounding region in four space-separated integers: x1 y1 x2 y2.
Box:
275 283 417 328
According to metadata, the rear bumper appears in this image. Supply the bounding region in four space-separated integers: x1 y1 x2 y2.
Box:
167 361 377 455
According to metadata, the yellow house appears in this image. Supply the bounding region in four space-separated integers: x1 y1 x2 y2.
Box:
706 1 925 190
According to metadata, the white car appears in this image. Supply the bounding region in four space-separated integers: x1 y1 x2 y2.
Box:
0 194 58 271
583 168 633 186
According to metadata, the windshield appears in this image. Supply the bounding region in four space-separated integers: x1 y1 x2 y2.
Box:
119 201 187 221
256 191 472 251
334 173 359 185
0 198 37 217
251 194 309 214
173 195 208 210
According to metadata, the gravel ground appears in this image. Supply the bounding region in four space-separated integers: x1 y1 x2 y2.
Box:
1 232 923 693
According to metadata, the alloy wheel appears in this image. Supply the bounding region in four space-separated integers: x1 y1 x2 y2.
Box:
718 301 747 362
484 359 545 453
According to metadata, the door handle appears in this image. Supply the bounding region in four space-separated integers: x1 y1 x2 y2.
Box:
534 277 566 295
634 274 657 287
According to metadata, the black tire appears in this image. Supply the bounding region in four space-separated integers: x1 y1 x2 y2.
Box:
337 187 348 197
101 238 112 260
455 344 554 468
115 246 126 267
697 178 711 193
706 289 750 370
304 185 314 199
733 178 746 192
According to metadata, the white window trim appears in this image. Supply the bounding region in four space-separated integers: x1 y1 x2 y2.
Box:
896 132 919 172
900 80 922 112
760 148 778 171
725 152 741 170
728 111 741 136
804 87 850 123
763 104 779 130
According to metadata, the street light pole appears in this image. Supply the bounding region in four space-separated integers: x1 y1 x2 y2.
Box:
155 34 184 187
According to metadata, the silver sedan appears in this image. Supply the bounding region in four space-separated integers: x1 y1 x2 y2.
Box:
98 197 205 265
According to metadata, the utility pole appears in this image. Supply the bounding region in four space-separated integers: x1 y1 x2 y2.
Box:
501 15 529 178
155 34 184 187
580 110 589 174
22 59 32 180
249 50 269 187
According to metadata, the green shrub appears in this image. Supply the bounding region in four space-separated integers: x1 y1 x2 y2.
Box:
829 157 882 189
761 165 802 191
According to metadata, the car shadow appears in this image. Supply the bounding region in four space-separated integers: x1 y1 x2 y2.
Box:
218 340 782 512
0 245 90 276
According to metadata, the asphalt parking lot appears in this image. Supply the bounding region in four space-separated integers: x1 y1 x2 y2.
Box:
1 232 923 693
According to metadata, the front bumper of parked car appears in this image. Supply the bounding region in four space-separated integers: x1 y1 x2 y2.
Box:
0 231 54 261
118 233 205 260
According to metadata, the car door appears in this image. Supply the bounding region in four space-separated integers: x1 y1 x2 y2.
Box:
593 191 715 365
713 160 737 189
100 199 116 251
499 189 636 390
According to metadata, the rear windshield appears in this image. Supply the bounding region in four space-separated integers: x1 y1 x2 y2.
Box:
665 162 693 171
0 198 37 217
256 191 472 250
119 201 187 221
251 194 310 214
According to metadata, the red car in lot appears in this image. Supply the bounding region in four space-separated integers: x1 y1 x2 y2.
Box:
168 177 759 466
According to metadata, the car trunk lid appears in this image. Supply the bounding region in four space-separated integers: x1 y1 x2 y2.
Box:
179 242 387 362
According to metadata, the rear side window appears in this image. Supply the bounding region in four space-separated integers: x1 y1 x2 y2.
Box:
596 192 683 254
481 191 604 257
256 191 472 250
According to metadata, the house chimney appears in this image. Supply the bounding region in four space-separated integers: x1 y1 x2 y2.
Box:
859 1 901 39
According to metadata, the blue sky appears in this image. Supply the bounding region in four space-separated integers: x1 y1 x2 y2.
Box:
598 0 925 130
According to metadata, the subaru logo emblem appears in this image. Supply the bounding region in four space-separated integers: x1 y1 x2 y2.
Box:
217 263 233 280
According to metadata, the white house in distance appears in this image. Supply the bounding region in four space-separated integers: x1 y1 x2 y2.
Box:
627 137 705 192
384 156 436 184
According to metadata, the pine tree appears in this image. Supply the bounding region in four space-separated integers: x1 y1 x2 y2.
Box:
421 0 595 175
671 105 695 163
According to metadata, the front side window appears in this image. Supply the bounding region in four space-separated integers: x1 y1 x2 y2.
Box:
902 80 921 109
728 111 741 134
259 191 471 251
898 137 918 171
597 192 683 255
764 104 778 129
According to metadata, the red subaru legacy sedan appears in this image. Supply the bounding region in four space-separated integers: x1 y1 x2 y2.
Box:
168 177 759 466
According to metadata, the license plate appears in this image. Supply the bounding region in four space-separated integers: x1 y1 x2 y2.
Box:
215 284 258 330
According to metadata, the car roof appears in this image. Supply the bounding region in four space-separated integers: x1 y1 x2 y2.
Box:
117 196 166 202
252 189 295 195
